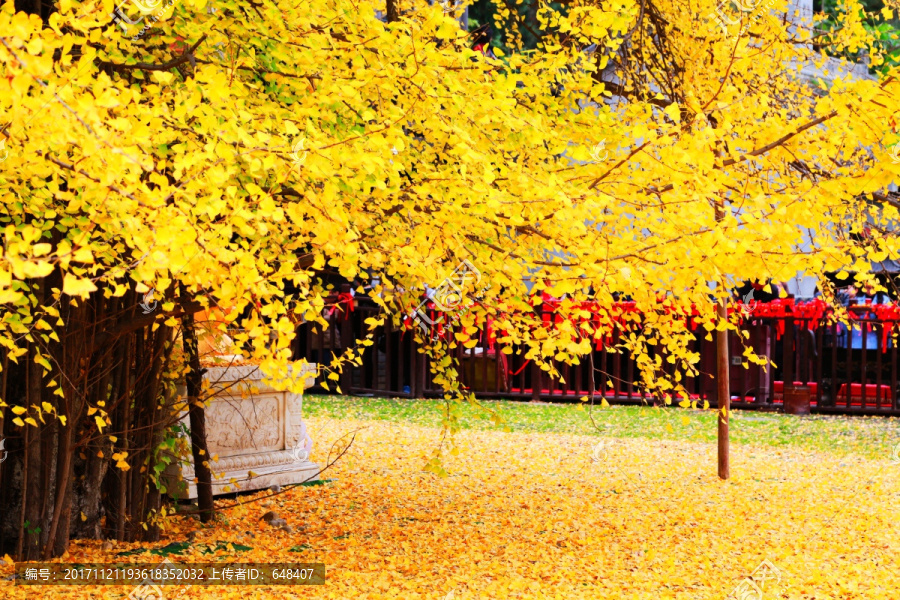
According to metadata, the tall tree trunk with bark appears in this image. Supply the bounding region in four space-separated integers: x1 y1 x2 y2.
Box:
386 0 399 22
181 306 215 523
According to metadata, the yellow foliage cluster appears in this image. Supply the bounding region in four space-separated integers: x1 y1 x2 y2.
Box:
0 0 898 399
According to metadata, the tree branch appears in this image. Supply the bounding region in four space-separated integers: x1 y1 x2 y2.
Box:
98 35 207 73
84 298 206 354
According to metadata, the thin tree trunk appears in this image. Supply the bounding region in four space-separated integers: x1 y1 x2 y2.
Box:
118 349 130 541
23 343 43 559
41 241 69 557
142 324 170 542
716 298 730 479
127 330 147 541
109 333 130 541
386 0 399 22
181 307 214 523
44 308 69 558
72 296 111 542
0 354 8 554
39 413 56 552
45 420 73 558
43 412 69 558
715 201 730 480
118 291 137 541
16 419 26 560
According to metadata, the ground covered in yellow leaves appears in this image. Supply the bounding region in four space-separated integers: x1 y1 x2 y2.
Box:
3 405 900 599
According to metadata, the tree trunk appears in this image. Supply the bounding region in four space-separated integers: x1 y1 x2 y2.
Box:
23 345 43 560
714 200 731 481
181 307 215 523
386 0 399 22
46 420 74 558
142 323 172 542
72 296 111 542
0 279 184 555
716 298 730 480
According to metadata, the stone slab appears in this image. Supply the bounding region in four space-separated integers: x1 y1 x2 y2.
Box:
163 362 319 499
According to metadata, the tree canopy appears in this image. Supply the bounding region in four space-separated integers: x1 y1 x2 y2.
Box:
0 0 899 556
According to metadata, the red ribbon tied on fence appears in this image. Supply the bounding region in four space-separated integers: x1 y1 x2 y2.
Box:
398 296 900 352
745 299 830 338
874 304 900 351
745 299 792 337
336 292 354 320
792 299 827 331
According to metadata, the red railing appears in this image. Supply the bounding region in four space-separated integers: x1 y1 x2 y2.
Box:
292 291 900 415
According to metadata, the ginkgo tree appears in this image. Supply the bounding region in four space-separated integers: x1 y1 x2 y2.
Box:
0 0 898 558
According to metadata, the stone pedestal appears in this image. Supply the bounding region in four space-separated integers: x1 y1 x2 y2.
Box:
164 363 319 499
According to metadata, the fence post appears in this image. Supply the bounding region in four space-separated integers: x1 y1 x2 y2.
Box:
336 285 352 393
340 312 352 393
784 317 795 386
416 336 428 398
715 297 730 480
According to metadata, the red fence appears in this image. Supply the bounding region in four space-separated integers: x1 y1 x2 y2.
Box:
292 292 900 416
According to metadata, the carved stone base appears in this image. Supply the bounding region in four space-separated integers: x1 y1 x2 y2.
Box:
163 363 319 499
172 451 320 499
